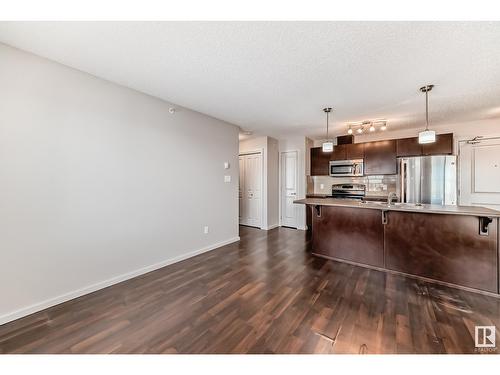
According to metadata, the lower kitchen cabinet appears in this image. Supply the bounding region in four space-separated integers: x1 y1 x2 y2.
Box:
312 206 384 267
384 211 498 293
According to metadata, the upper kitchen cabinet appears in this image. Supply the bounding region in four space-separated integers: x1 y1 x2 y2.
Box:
345 143 364 159
422 133 453 155
330 144 346 161
310 147 330 176
396 137 422 157
364 140 397 175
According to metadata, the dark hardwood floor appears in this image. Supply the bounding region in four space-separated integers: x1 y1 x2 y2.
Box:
1 226 499 354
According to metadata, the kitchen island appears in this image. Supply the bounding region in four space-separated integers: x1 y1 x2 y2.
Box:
295 198 500 295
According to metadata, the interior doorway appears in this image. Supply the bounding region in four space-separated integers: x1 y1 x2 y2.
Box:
280 150 298 228
458 136 500 210
239 152 263 228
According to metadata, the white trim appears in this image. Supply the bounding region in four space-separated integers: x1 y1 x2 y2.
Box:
279 149 299 229
0 236 240 326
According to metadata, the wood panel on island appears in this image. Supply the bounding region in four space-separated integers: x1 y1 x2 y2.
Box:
312 206 384 267
306 203 499 295
384 211 498 293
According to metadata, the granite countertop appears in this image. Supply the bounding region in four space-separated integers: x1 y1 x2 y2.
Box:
294 197 500 217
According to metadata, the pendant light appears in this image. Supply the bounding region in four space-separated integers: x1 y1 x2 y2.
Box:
322 107 334 152
418 85 436 144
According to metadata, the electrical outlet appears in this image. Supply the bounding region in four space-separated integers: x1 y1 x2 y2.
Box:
224 175 231 183
204 226 209 234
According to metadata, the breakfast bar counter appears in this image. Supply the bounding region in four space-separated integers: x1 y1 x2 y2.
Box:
295 197 500 217
295 198 500 295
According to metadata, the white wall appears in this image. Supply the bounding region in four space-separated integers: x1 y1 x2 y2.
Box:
0 43 240 324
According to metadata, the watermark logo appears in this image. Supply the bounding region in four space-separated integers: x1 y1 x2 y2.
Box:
475 326 496 351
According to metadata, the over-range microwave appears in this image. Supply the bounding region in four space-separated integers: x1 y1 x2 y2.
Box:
329 159 364 177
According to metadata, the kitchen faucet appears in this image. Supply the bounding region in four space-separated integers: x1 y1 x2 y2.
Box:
387 192 398 206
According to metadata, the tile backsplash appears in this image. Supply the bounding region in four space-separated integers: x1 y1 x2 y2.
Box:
309 175 398 198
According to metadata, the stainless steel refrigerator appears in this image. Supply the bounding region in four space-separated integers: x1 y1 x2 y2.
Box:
398 156 457 205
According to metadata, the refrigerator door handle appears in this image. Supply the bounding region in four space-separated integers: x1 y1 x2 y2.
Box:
400 159 407 203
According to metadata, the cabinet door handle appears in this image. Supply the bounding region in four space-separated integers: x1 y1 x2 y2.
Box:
382 210 388 225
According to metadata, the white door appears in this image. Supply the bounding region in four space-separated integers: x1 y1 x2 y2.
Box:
239 153 262 228
238 156 245 223
459 136 500 210
281 151 298 228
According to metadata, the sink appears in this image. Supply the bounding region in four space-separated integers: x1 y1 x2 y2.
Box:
392 203 424 208
360 201 390 207
360 201 425 209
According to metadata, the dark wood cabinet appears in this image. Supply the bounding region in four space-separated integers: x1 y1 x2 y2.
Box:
422 133 453 155
363 140 397 175
396 137 422 157
385 212 498 293
331 144 346 161
345 143 364 160
312 206 384 267
310 147 330 176
310 133 453 176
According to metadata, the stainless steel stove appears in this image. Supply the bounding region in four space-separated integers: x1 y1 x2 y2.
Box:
331 184 366 200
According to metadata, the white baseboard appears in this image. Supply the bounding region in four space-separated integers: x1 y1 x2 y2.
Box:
263 223 279 230
0 236 240 326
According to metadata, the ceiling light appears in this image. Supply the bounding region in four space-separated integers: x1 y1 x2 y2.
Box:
418 85 436 144
322 141 334 152
357 127 363 134
380 122 387 131
322 107 334 152
347 126 353 135
369 123 375 132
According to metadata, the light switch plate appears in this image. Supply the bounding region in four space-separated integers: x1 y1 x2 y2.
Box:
224 162 230 169
224 175 231 183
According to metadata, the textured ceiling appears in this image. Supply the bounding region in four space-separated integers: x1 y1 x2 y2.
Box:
1 21 499 139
